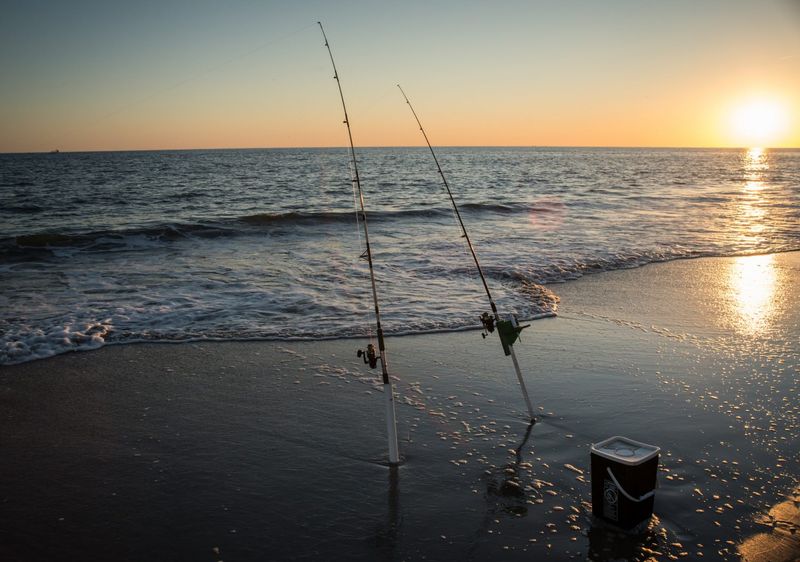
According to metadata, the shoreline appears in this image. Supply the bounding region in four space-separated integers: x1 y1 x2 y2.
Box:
6 248 800 369
1 251 798 561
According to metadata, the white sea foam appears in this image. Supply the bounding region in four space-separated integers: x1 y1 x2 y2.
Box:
2 321 111 364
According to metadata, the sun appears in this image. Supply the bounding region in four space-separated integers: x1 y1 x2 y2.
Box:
728 97 789 148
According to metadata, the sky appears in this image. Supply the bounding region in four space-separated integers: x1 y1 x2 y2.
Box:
1 0 799 152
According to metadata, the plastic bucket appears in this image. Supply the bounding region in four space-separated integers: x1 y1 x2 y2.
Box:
590 436 660 530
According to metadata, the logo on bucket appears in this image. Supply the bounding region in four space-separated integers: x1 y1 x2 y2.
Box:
603 479 619 521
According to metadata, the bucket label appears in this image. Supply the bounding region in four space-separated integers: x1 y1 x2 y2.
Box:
603 479 619 521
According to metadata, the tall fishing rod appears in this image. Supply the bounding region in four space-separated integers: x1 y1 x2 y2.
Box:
397 84 534 421
318 22 400 464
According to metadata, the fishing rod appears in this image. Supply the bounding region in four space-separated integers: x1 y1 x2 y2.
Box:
318 22 400 464
397 84 534 421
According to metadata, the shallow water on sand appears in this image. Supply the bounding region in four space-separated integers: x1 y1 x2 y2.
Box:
554 252 800 560
0 255 797 561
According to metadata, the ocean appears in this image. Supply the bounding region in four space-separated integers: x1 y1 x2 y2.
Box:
1 147 798 365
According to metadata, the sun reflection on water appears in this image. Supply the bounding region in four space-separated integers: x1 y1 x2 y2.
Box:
734 148 774 248
742 147 768 189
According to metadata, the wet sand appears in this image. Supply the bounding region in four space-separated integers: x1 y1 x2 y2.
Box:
1 252 798 561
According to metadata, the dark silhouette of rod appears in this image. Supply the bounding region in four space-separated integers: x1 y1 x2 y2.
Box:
397 85 497 317
397 84 534 420
319 22 399 463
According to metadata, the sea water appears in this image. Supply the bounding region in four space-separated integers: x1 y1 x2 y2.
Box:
1 147 798 364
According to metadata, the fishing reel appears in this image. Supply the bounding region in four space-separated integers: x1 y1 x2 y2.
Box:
357 343 380 369
480 312 495 338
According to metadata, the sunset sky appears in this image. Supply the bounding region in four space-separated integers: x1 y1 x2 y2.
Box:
1 0 799 152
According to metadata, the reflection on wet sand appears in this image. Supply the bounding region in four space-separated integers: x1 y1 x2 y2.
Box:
587 516 670 561
727 254 778 336
374 466 400 556
485 421 536 515
739 487 800 562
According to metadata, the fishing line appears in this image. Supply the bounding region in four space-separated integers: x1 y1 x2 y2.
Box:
348 158 364 252
319 22 400 464
345 158 374 342
451 201 479 284
341 103 378 348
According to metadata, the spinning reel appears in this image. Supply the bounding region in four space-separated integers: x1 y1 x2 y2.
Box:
357 343 380 369
480 312 530 356
480 312 496 338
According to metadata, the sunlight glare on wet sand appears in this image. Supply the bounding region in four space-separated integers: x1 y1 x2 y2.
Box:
727 254 778 336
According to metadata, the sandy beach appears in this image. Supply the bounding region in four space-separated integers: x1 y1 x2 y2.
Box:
1 252 798 561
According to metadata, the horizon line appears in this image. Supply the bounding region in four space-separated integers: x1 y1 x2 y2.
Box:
3 144 798 155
